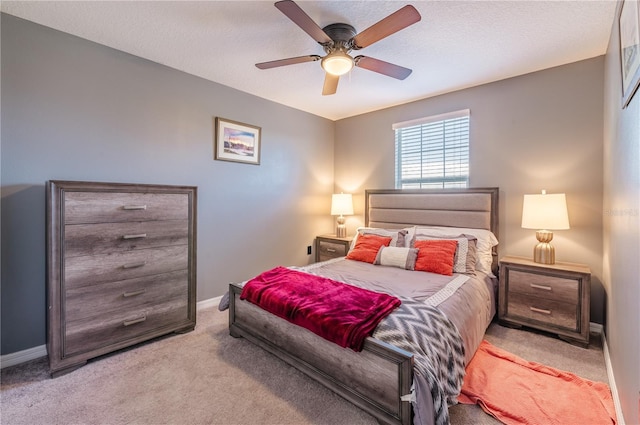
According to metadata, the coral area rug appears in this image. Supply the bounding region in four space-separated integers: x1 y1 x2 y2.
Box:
458 340 616 425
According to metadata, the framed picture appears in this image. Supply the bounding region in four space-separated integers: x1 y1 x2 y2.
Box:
619 0 640 108
214 117 261 165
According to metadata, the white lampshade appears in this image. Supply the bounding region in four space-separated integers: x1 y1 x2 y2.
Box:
321 51 354 76
331 193 354 216
521 191 569 264
521 192 570 230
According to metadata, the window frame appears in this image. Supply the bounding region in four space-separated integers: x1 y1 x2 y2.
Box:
393 109 470 189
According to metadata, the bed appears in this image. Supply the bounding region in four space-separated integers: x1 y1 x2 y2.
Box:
225 188 499 425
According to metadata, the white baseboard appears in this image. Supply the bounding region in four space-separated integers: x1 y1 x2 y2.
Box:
0 344 47 369
1 296 224 370
197 295 222 310
601 327 626 425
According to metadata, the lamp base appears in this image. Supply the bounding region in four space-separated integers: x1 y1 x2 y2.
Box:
336 215 346 238
533 230 555 264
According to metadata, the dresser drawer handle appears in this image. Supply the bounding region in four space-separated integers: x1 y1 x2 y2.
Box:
123 289 146 298
122 261 146 269
326 248 336 253
122 233 147 240
530 283 552 291
123 315 147 326
529 306 552 315
123 205 147 210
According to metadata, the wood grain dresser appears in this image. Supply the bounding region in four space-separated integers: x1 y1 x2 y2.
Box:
46 181 197 377
498 255 590 347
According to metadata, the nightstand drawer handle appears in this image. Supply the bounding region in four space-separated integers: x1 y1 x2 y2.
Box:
122 233 147 240
530 283 552 291
529 306 552 315
123 315 147 326
123 205 147 210
326 248 336 253
122 261 146 269
123 289 146 298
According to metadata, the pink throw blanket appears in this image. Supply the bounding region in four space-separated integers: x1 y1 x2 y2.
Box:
459 340 617 425
240 266 401 351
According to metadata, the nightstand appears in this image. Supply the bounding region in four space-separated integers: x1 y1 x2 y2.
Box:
499 255 591 347
315 234 353 262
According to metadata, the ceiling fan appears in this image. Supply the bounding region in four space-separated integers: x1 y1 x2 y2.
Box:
255 0 421 96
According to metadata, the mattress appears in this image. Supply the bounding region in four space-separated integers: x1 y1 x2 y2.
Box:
299 257 497 366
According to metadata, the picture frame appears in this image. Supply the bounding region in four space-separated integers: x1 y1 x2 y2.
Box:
619 0 640 108
214 117 261 165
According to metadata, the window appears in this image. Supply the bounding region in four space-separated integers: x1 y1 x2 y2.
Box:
393 109 470 189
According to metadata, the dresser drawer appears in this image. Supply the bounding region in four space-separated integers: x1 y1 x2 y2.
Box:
64 192 189 224
507 270 578 304
64 220 189 257
507 292 577 330
64 297 189 356
65 270 188 322
65 245 188 289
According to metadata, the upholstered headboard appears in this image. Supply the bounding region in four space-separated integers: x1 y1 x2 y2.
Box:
365 188 498 234
365 188 499 270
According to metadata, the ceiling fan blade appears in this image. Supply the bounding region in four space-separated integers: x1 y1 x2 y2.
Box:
322 73 339 96
275 0 332 45
351 5 421 50
256 55 321 69
354 56 412 80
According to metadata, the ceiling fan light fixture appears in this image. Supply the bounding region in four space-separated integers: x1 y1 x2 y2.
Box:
321 51 354 76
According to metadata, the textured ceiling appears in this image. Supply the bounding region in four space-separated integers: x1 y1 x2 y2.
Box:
1 1 617 121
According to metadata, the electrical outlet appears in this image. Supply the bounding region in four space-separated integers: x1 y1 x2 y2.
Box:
307 246 312 255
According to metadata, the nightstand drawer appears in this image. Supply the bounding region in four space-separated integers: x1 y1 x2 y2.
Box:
507 292 577 330
315 235 353 262
508 270 578 304
318 240 348 257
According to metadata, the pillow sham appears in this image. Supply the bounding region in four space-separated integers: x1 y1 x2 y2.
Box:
414 234 478 275
374 246 419 270
351 227 408 250
413 239 458 276
414 226 498 276
345 234 392 264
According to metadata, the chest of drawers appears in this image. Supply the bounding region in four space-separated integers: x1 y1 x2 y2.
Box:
498 256 590 347
46 181 197 376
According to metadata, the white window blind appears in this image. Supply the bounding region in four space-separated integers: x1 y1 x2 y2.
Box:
393 109 470 189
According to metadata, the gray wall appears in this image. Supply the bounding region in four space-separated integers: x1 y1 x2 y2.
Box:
1 14 335 354
603 3 640 424
334 58 605 324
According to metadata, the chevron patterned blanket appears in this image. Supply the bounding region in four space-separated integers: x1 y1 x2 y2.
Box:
373 298 466 425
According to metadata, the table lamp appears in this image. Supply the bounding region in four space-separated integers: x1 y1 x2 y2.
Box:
331 193 353 238
521 190 570 264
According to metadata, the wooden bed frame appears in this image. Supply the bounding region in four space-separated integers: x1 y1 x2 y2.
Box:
229 188 499 425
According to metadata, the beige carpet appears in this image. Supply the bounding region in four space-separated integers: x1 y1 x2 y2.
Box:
1 305 609 425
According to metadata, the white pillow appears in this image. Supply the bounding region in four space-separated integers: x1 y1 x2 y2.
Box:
374 246 418 270
414 226 498 276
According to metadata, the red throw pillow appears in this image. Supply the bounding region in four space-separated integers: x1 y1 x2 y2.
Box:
346 234 392 264
414 239 458 275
